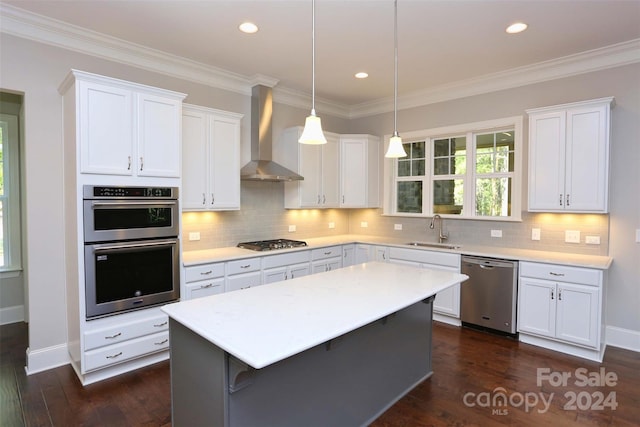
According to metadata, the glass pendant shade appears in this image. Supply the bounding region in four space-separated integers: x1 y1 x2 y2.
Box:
385 133 407 158
299 110 327 145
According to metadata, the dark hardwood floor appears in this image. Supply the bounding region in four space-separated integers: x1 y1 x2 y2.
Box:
2 320 638 426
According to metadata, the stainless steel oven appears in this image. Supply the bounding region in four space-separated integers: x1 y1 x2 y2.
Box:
83 185 180 319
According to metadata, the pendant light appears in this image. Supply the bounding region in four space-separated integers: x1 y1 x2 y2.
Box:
299 0 327 145
385 0 407 158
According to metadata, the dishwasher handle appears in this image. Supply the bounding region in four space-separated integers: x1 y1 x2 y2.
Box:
462 256 516 269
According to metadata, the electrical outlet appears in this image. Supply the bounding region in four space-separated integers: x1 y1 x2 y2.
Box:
531 228 541 241
288 225 296 232
490 229 502 238
586 236 601 245
328 222 335 229
394 224 403 231
188 232 200 241
565 230 581 243
360 221 368 228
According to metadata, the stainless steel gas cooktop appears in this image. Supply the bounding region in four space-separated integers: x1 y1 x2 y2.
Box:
237 239 308 251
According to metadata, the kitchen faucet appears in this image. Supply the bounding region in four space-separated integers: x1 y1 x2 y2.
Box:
429 214 449 243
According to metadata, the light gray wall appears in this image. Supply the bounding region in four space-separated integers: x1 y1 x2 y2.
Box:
351 64 640 334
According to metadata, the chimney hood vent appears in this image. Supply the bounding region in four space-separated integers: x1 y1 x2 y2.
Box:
241 85 303 182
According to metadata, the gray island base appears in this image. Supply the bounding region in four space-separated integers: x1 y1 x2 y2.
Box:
163 262 468 426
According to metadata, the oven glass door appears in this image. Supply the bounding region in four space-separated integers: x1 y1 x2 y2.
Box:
83 200 179 242
85 238 180 318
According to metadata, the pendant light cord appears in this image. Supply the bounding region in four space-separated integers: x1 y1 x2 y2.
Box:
393 0 398 137
311 0 316 115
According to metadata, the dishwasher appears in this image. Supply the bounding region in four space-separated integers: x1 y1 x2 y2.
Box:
460 255 518 336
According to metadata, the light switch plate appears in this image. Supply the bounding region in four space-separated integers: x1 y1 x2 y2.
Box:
586 236 601 245
531 228 541 241
328 222 335 229
394 224 403 231
565 230 581 243
188 232 200 241
288 225 296 232
491 229 502 238
360 221 368 228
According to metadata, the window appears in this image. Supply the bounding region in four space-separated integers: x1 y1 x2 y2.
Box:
385 117 522 220
0 112 22 272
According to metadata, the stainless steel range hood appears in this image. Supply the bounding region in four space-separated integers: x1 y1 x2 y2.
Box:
241 85 303 182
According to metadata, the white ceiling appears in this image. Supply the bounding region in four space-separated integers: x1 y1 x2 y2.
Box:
2 0 640 110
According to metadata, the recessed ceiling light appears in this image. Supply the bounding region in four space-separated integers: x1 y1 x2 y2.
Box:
239 22 258 34
355 72 369 79
506 22 528 34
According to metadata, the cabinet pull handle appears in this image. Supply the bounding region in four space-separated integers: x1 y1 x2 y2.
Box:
240 264 251 269
155 339 169 346
211 193 215 205
323 195 326 204
342 195 345 203
200 270 213 276
240 286 251 290
106 352 123 360
559 194 563 206
566 194 570 206
549 272 565 277
139 157 144 171
317 195 321 205
558 289 562 301
127 156 131 171
551 290 554 300
202 193 206 205
105 332 122 340
324 251 332 255
153 321 168 327
200 283 213 289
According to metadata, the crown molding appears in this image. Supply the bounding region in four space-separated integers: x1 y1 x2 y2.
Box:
2 4 639 120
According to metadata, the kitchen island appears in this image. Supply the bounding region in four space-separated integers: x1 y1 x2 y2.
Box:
162 261 468 426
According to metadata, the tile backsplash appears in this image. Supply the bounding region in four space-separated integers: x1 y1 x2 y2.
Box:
182 181 609 256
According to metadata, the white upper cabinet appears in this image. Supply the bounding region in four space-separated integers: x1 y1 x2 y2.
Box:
527 97 614 213
182 104 243 211
340 134 380 208
276 127 380 209
63 70 185 178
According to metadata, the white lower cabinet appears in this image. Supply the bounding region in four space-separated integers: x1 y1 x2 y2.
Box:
184 262 225 299
262 251 311 284
388 247 461 321
311 246 343 273
226 257 262 292
518 261 604 361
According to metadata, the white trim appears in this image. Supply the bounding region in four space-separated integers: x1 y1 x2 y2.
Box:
0 305 25 325
25 343 70 375
1 4 638 119
606 326 640 353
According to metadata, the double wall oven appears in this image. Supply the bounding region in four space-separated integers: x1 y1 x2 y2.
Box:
83 185 180 319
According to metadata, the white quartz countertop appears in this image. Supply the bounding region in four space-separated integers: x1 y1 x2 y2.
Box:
183 234 612 270
163 262 467 369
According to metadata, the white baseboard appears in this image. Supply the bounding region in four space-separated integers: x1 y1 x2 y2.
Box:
25 343 70 375
606 326 640 352
0 304 25 325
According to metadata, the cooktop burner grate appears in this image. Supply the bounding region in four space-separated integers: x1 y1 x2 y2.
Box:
237 239 308 251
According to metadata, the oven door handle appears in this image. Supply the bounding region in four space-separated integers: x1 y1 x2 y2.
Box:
92 239 177 251
91 201 177 208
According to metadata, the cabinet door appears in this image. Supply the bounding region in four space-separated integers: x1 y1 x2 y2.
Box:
342 244 355 267
528 111 566 211
326 257 342 272
136 93 181 177
565 105 609 212
321 135 340 207
374 246 388 262
299 144 322 207
182 109 209 209
79 81 133 175
518 278 556 338
340 137 367 207
289 263 310 280
210 115 241 210
426 264 460 318
263 266 288 285
555 283 599 348
355 244 372 264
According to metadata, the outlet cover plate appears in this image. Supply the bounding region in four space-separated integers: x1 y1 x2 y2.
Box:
491 229 502 238
565 230 581 243
360 221 368 228
394 224 403 231
288 225 296 232
531 228 541 241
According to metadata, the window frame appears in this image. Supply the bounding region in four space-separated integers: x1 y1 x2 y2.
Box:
383 116 523 221
0 113 22 273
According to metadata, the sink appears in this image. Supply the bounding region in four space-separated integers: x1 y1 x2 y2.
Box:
405 242 462 250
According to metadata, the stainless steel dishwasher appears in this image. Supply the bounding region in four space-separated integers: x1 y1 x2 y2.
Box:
460 256 518 335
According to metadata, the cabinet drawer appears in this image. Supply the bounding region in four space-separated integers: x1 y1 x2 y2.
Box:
84 314 168 351
186 278 224 300
520 262 601 286
389 247 460 268
185 263 225 282
312 246 342 261
227 271 261 292
227 258 261 275
84 331 169 371
262 251 310 269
